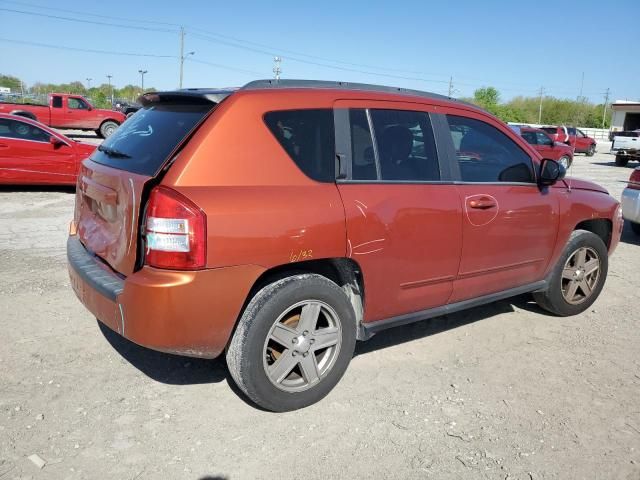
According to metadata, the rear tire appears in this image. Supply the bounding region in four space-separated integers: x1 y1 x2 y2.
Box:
98 120 119 139
226 274 357 412
533 230 608 316
586 144 596 157
631 222 640 235
615 155 629 167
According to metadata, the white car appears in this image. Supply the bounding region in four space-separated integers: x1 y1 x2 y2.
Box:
621 167 640 234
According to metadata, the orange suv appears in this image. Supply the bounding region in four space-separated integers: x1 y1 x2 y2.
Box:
68 80 622 411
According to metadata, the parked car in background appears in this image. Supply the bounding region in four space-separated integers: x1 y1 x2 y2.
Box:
621 167 640 234
611 130 640 166
540 126 596 156
0 113 95 185
0 93 125 138
113 101 141 118
68 80 622 412
518 127 574 168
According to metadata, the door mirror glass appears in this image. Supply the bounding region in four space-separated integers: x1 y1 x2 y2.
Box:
539 158 566 186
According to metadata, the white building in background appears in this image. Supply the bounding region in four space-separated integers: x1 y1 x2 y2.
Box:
0 87 10 93
610 101 640 133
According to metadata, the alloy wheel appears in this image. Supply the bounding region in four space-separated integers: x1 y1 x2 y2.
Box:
561 247 601 305
263 300 342 393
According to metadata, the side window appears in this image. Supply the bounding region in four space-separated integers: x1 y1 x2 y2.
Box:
536 132 553 146
349 109 376 180
264 109 335 182
51 96 63 108
68 97 88 110
366 109 440 181
521 131 538 145
0 118 51 143
446 115 534 183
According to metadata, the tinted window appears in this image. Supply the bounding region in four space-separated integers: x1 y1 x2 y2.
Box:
540 127 557 135
68 98 88 110
92 103 213 176
349 109 377 180
51 96 63 108
521 131 538 145
0 117 51 143
536 132 553 145
264 109 335 182
370 109 439 181
447 115 534 183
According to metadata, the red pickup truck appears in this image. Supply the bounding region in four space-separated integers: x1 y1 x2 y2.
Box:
0 93 125 138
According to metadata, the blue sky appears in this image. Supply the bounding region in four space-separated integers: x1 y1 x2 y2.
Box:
1 0 638 103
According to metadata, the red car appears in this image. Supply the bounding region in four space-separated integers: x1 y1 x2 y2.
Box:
540 126 596 156
519 127 574 168
0 113 96 185
0 93 125 138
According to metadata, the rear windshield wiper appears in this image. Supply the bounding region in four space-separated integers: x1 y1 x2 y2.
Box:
98 144 131 158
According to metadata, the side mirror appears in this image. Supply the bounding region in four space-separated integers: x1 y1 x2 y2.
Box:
539 158 566 186
87 105 93 111
50 136 64 147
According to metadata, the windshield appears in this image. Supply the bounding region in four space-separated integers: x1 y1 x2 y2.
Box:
91 103 213 176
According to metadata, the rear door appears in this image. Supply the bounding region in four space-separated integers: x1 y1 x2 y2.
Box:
0 117 76 184
75 96 221 275
442 112 559 302
334 100 462 323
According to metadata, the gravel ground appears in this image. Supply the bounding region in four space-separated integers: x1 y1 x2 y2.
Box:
1 141 639 480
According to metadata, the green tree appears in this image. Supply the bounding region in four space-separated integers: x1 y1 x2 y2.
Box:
0 74 22 91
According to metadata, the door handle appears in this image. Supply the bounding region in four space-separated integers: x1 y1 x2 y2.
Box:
0 143 9 149
468 198 496 209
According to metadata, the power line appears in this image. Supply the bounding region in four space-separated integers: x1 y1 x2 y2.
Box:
185 58 263 76
0 37 176 58
0 7 177 32
0 0 180 26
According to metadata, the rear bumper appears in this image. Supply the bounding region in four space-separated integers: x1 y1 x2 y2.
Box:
67 235 264 358
622 187 640 224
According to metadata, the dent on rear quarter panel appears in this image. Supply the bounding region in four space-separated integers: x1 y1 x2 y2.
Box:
160 91 347 270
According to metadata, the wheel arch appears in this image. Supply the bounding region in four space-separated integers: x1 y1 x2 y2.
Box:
10 110 37 121
235 257 366 342
574 218 612 248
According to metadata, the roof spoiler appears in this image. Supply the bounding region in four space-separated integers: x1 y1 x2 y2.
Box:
138 88 237 107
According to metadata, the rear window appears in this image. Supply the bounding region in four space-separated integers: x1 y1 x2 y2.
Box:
264 109 335 182
91 103 213 176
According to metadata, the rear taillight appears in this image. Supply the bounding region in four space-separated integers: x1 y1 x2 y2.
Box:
629 168 640 191
144 186 206 270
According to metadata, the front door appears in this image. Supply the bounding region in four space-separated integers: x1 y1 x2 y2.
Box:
64 96 92 129
441 112 560 303
334 101 462 323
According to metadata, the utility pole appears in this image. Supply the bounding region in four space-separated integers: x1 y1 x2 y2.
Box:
106 74 113 105
273 56 282 82
138 69 148 93
86 77 92 89
538 86 545 124
578 72 584 99
448 76 453 97
602 88 610 128
179 27 194 89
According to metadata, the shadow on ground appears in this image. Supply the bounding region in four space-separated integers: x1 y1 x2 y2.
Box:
100 294 545 385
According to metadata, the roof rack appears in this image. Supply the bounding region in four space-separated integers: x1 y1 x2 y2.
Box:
241 79 475 107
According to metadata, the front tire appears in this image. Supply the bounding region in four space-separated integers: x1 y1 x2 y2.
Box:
98 120 119 138
226 274 357 412
615 155 629 167
631 222 640 235
586 144 596 157
533 230 608 316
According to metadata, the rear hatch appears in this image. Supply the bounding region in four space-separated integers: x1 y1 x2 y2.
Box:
74 90 232 276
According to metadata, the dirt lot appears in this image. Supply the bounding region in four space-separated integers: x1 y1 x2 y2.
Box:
1 139 639 480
